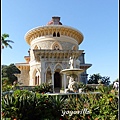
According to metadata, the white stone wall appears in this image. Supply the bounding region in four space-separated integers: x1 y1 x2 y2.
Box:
30 36 78 50
29 62 41 86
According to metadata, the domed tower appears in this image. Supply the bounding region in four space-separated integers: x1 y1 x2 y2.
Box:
15 16 92 92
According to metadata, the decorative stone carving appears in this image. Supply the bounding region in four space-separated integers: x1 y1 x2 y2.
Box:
69 57 76 69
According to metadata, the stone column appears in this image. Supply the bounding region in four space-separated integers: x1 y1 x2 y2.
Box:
40 58 45 84
51 71 55 93
64 74 67 90
62 75 64 88
39 70 41 85
40 71 44 84
44 72 46 83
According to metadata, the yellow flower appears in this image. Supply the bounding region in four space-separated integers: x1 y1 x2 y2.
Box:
109 97 113 102
95 118 98 120
111 90 115 93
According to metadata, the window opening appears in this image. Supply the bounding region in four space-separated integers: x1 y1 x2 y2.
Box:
57 32 60 37
53 32 56 37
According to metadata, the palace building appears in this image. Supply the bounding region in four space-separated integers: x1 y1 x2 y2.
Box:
15 16 92 92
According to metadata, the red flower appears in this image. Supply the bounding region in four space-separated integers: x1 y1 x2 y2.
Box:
2 112 5 117
88 115 90 119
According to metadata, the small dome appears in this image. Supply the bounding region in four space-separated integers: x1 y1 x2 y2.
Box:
47 16 62 25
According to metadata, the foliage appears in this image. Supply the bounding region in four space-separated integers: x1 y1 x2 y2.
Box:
2 64 20 85
32 83 53 93
2 77 14 92
72 82 97 93
2 85 13 92
77 82 86 88
49 95 67 119
2 86 118 120
88 73 110 85
88 73 101 84
2 90 66 120
62 90 118 120
101 76 111 85
1 33 14 49
83 85 97 92
2 90 51 120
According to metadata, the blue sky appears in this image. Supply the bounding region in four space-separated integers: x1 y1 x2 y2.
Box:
2 0 118 83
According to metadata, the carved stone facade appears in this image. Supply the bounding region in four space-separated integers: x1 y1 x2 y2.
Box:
15 17 92 92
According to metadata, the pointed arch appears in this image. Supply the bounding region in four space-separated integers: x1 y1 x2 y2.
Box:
53 32 56 37
72 45 77 50
45 66 52 73
54 63 63 89
34 45 41 49
57 32 60 37
34 45 38 49
32 68 40 85
51 41 62 50
54 63 63 72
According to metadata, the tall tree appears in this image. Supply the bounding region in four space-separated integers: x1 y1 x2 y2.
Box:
1 33 14 49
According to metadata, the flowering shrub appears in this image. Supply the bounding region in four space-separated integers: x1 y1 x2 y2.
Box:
2 86 118 120
32 83 53 93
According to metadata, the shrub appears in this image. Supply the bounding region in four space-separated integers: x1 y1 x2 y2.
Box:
2 86 118 120
32 83 53 93
2 90 51 120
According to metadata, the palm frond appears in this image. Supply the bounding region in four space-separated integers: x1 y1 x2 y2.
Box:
1 33 14 49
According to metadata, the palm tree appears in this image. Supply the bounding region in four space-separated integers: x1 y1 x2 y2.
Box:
1 33 14 49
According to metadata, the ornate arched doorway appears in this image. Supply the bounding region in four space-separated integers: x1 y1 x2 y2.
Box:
54 66 62 93
54 72 61 88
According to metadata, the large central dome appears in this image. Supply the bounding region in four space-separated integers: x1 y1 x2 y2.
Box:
47 16 62 25
25 16 84 45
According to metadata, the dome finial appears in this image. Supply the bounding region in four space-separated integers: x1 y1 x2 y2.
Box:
47 16 62 25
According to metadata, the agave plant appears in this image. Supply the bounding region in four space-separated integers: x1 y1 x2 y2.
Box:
2 90 52 120
48 95 66 119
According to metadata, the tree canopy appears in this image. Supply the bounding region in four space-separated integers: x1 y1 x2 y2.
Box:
2 64 20 85
87 73 110 85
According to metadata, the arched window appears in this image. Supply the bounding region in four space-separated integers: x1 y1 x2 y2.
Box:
72 45 77 50
38 76 39 85
34 45 38 49
54 44 60 50
35 71 40 85
53 32 56 37
35 76 37 85
57 32 60 37
51 41 62 50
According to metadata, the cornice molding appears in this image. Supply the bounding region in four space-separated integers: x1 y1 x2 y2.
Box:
25 25 84 45
15 63 30 70
33 49 84 61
